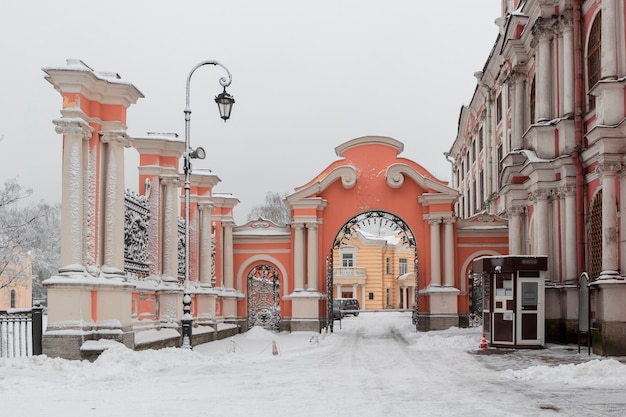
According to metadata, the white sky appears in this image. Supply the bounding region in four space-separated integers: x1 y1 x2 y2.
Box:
0 0 501 223
2 312 626 415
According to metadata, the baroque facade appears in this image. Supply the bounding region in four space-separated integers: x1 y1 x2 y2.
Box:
449 0 626 355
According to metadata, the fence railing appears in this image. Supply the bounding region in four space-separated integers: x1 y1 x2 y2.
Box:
0 307 43 358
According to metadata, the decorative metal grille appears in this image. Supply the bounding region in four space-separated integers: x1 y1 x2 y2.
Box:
247 264 280 330
177 217 186 283
468 273 483 327
328 210 419 332
124 190 150 279
587 191 602 280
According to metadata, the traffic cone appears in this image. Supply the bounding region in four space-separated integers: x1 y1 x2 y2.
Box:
272 339 279 356
479 333 488 349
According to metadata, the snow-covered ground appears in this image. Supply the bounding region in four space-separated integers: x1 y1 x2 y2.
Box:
1 312 625 416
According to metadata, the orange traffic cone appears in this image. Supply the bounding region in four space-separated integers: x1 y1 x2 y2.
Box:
479 333 488 349
272 339 279 356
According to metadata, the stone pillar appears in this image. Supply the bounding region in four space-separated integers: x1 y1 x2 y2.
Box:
100 131 130 277
562 186 577 281
598 163 620 278
429 218 442 287
532 190 550 257
306 222 318 291
53 118 93 269
532 20 553 122
293 223 305 291
223 222 234 289
507 206 524 255
198 202 214 285
560 10 575 116
161 176 181 280
620 167 626 275
443 217 455 287
601 0 617 80
510 70 526 150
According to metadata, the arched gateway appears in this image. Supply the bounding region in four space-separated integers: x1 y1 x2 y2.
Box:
283 136 462 331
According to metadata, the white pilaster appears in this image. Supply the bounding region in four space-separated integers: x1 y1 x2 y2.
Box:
223 222 234 289
601 0 617 80
599 163 620 278
429 218 442 287
293 223 305 291
306 222 318 291
198 202 214 285
161 176 180 280
508 206 524 255
443 217 455 287
100 131 130 277
54 118 93 269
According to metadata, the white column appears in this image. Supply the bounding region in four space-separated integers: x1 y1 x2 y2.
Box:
306 222 318 291
161 176 180 280
599 163 620 278
601 0 617 79
533 23 553 122
53 119 93 269
198 202 214 285
100 131 130 275
293 223 305 291
621 168 626 275
223 222 234 289
508 206 524 255
429 218 442 287
510 71 526 150
533 190 550 257
563 187 577 281
443 217 455 287
561 11 575 116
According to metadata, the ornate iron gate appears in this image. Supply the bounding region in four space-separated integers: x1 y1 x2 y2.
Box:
247 264 280 330
469 272 483 327
123 190 150 279
327 210 418 332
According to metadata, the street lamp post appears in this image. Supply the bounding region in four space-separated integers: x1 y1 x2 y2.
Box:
181 60 235 349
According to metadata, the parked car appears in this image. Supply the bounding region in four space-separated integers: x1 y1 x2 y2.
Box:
336 298 360 317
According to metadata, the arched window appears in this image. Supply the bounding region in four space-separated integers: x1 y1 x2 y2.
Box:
587 13 601 111
10 290 16 308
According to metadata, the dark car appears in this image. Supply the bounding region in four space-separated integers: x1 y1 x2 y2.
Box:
336 298 360 317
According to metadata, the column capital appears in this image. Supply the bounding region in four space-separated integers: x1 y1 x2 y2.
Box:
530 16 556 47
529 189 552 202
428 217 442 226
305 222 319 230
100 130 131 148
197 201 215 212
442 217 456 225
557 185 576 197
559 9 574 31
53 118 93 139
596 162 622 176
160 175 181 187
506 205 525 216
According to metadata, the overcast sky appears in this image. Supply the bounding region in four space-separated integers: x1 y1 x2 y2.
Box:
0 0 501 224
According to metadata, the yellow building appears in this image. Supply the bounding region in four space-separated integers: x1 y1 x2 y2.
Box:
333 229 416 311
0 250 34 309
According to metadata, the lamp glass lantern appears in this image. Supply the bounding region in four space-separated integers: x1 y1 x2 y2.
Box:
215 88 235 121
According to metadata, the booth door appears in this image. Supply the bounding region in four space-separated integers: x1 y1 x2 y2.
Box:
492 274 515 346
516 277 544 345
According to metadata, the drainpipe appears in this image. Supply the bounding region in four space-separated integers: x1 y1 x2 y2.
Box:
572 0 585 276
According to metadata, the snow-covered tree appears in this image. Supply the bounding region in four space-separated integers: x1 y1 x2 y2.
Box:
0 179 60 298
247 192 291 226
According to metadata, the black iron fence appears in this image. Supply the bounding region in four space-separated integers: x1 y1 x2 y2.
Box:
0 307 43 357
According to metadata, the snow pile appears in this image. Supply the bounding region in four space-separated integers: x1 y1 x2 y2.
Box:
408 326 481 351
502 358 626 388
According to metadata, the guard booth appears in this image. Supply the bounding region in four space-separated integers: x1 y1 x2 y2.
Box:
472 256 547 348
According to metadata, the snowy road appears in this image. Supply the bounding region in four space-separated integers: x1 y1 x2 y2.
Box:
1 312 625 416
